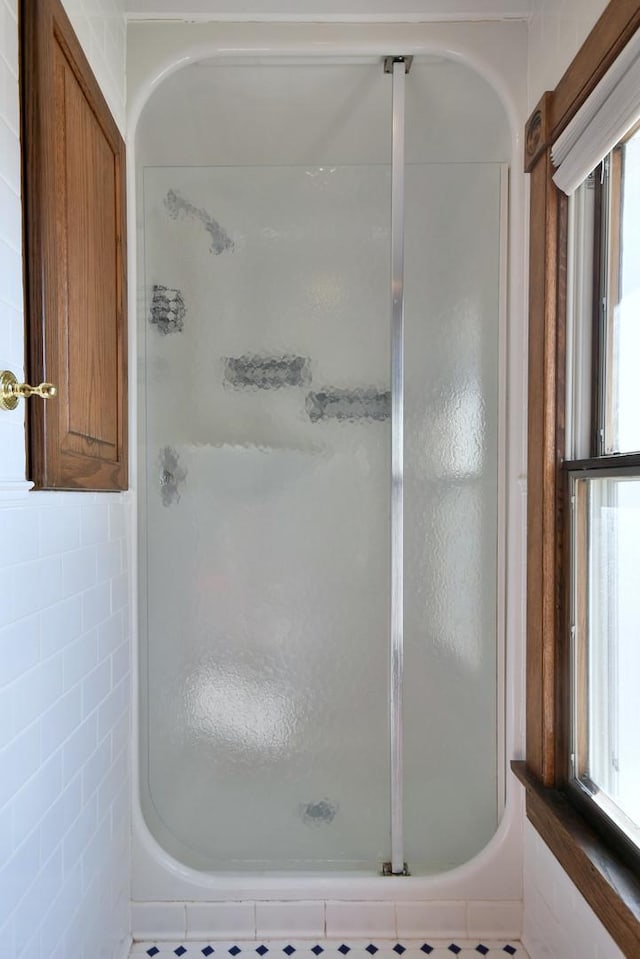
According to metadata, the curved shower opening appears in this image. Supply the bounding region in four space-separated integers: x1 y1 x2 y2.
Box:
136 51 510 878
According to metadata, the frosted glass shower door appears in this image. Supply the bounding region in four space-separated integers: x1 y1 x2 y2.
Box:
402 155 503 864
142 160 392 870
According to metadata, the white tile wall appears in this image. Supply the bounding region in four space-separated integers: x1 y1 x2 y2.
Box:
0 495 131 959
132 900 524 943
521 822 625 959
0 2 129 959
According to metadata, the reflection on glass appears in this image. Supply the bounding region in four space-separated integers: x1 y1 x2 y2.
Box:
607 127 640 453
573 476 640 845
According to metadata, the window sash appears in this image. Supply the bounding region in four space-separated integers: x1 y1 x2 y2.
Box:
568 465 640 865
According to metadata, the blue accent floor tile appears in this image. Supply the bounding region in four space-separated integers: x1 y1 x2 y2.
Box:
447 947 461 956
146 950 160 958
420 946 433 955
503 948 517 956
256 948 268 956
283 947 296 956
229 949 241 957
475 948 489 956
175 949 187 957
203 949 214 957
393 946 406 955
311 948 324 956
338 947 350 956
365 947 378 955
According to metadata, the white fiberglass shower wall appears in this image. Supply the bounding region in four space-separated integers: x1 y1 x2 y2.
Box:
130 21 526 905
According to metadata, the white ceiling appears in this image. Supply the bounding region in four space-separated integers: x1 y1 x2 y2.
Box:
125 0 533 21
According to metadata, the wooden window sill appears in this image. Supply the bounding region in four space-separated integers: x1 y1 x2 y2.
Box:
512 760 640 957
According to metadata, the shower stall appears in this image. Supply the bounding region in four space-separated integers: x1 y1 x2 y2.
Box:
131 21 524 906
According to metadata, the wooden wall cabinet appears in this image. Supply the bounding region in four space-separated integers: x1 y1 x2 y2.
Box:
20 0 128 491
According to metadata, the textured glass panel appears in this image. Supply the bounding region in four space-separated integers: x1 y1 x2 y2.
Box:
403 121 502 865
138 57 509 875
142 161 391 870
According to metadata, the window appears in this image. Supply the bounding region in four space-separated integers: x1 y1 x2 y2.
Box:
566 127 640 868
517 4 640 952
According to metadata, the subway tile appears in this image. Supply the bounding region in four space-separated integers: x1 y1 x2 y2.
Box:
0 829 40 927
111 570 129 613
96 537 123 581
109 502 127 541
396 901 466 939
0 684 12 750
0 507 38 568
63 793 97 871
111 639 130 686
109 778 129 841
62 546 98 596
40 686 82 756
256 901 324 939
467 901 522 939
80 503 110 546
81 658 111 715
11 752 63 850
0 721 40 809
38 774 82 863
110 705 129 761
12 848 62 954
0 175 20 245
0 802 12 861
97 747 127 821
0 116 20 193
63 628 98 691
325 902 396 939
81 734 111 802
11 653 64 733
80 812 110 892
0 2 18 77
0 615 39 688
38 505 81 557
131 902 187 940
0 918 15 959
186 902 256 939
97 675 127 741
97 609 126 660
41 595 84 658
82 580 112 631
13 555 64 619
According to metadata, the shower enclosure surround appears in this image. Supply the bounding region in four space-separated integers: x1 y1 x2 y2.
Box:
128 17 528 940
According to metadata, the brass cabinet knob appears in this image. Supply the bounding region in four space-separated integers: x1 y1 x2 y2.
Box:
0 370 57 411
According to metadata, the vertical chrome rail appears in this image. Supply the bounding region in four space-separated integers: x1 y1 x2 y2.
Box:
388 55 408 877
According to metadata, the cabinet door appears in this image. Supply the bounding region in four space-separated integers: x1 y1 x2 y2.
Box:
21 0 127 490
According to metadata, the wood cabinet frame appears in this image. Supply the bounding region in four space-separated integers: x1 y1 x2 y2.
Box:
20 0 128 490
514 1 640 953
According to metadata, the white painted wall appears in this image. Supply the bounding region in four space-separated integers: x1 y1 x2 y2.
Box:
523 2 630 958
527 0 610 108
0 2 131 959
523 822 624 959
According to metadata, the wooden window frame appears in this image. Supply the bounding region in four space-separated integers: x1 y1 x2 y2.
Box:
512 1 640 954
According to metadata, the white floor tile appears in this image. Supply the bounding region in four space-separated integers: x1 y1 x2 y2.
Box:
129 940 530 958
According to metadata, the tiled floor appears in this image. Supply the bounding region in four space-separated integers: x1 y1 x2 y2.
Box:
130 941 530 958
